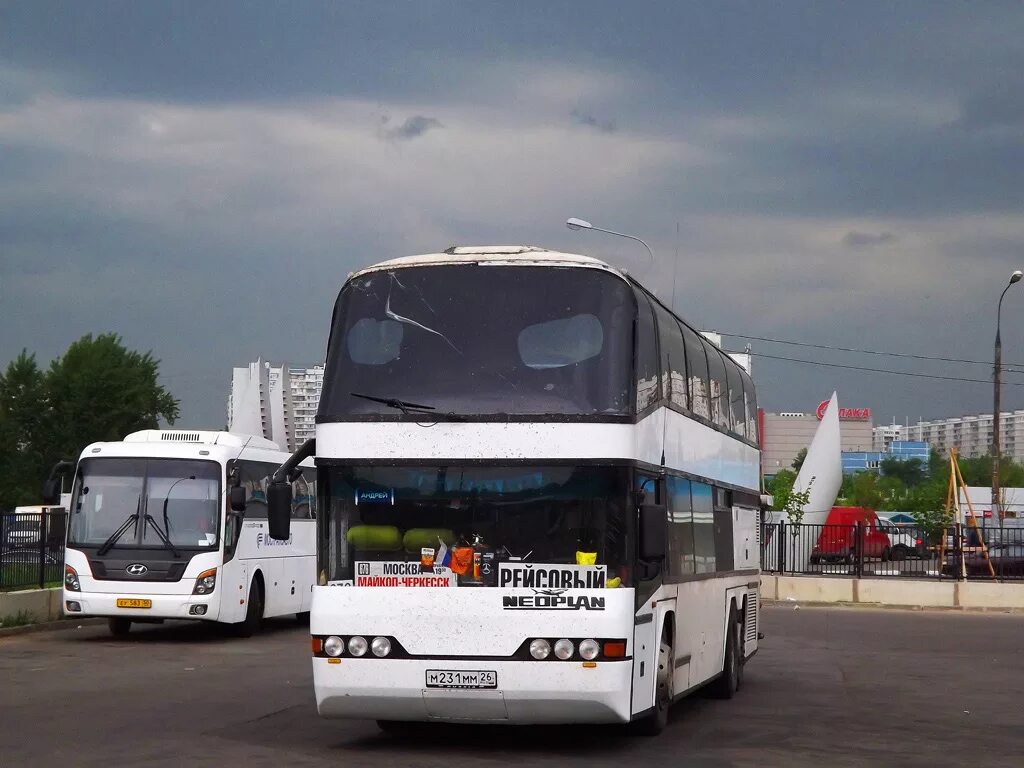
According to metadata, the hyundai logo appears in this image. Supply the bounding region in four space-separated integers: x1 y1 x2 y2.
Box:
126 563 148 576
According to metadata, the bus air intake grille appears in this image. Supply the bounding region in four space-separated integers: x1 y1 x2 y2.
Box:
160 432 201 442
745 591 758 644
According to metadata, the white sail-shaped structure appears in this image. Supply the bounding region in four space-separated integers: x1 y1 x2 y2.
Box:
788 392 844 571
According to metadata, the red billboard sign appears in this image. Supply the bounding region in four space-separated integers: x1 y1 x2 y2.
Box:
816 401 872 421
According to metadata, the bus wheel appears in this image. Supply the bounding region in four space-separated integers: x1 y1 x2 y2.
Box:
108 618 131 638
709 608 742 699
235 580 264 638
633 631 673 736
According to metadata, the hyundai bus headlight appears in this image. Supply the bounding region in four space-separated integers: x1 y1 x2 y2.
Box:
529 638 551 660
323 636 345 657
371 636 392 657
554 639 575 660
348 635 368 657
192 568 217 595
579 639 600 661
64 565 81 592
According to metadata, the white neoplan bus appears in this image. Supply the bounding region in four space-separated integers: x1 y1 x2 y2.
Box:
45 430 316 637
266 246 761 734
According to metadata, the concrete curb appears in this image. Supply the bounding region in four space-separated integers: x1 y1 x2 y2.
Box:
0 617 106 640
762 599 1024 614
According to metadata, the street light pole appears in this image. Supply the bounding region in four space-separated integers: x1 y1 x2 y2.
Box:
993 270 1023 531
565 218 655 266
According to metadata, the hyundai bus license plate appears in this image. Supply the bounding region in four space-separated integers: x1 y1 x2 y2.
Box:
425 670 497 689
115 598 152 609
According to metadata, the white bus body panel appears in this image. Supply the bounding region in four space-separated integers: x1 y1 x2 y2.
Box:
311 586 636 724
317 409 758 490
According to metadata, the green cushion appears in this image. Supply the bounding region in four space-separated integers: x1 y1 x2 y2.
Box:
403 528 455 552
347 525 403 551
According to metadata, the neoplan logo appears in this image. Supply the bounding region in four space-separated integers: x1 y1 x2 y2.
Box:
503 588 606 612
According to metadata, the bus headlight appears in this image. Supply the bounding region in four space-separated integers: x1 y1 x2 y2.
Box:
554 639 575 660
64 565 81 592
579 639 600 660
192 568 217 595
529 639 551 660
348 636 368 657
323 636 345 657
371 637 392 657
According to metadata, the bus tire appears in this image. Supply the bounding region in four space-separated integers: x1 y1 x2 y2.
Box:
709 608 742 699
108 617 131 638
633 628 673 736
235 578 264 638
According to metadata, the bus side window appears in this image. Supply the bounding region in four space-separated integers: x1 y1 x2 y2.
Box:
667 476 695 581
742 371 758 443
239 460 270 520
291 469 315 519
634 293 660 412
725 361 746 439
681 323 710 420
691 481 716 574
702 340 731 432
653 302 688 411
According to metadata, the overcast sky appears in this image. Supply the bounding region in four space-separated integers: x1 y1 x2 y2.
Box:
3 1 1024 429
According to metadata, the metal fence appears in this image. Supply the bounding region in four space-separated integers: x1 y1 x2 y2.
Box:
0 510 67 591
761 521 1024 582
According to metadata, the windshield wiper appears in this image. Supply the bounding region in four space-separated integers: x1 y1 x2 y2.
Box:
351 392 437 414
144 513 181 559
350 392 470 421
97 497 141 556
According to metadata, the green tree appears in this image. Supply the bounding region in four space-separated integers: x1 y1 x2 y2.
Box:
880 457 925 487
0 351 48 508
791 447 807 473
0 334 179 509
45 334 179 462
849 471 883 509
768 469 796 512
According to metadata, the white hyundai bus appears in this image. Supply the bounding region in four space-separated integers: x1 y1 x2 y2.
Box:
266 246 761 734
45 430 316 637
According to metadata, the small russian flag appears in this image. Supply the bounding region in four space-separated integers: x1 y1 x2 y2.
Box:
436 539 451 568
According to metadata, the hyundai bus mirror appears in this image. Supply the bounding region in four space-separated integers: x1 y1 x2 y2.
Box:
639 503 667 561
229 486 247 513
267 480 292 541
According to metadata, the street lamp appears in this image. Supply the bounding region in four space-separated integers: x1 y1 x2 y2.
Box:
565 217 655 266
993 269 1023 530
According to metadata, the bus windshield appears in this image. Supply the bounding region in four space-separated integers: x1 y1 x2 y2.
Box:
319 464 631 587
319 265 634 419
69 457 221 549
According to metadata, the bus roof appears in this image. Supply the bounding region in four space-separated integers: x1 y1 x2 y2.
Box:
122 430 281 450
349 246 622 280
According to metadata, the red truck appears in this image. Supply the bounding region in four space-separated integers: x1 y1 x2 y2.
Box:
809 506 922 564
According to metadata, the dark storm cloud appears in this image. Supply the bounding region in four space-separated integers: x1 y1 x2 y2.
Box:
381 115 443 141
843 231 897 248
570 109 616 133
3 1 1024 428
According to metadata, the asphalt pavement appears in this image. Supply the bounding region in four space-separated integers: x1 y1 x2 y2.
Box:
1 605 1022 767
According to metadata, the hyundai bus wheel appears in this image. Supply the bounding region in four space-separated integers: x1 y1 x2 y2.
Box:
108 618 131 638
235 581 263 637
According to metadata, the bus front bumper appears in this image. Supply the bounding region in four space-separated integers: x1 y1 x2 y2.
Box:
313 657 633 724
63 589 221 621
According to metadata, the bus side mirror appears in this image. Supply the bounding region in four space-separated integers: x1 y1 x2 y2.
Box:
42 478 60 506
639 503 666 562
267 480 292 541
229 486 247 512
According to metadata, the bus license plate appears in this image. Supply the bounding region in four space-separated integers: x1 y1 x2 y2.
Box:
115 598 152 609
425 670 497 689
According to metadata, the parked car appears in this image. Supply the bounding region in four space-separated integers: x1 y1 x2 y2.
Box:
942 544 1024 577
809 507 924 563
876 516 928 559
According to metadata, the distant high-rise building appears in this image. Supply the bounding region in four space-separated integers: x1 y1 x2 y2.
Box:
904 410 1024 462
227 360 323 452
